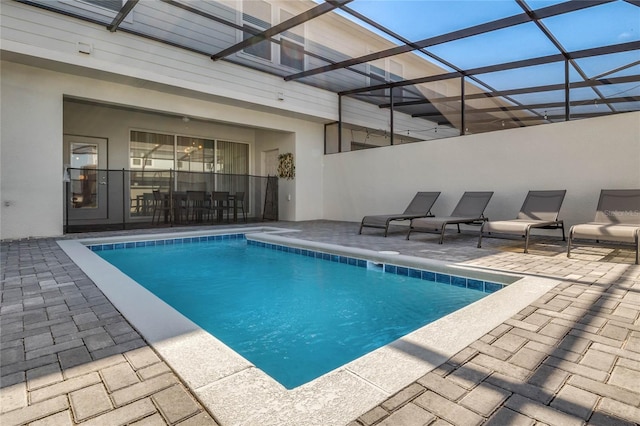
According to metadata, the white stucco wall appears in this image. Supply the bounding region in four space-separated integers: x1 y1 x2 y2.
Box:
322 112 640 230
0 62 64 239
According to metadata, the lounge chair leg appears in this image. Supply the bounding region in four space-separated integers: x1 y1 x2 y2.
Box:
524 231 530 254
561 222 566 241
358 223 363 235
439 227 445 244
456 224 460 233
384 220 393 237
406 229 412 240
477 222 487 248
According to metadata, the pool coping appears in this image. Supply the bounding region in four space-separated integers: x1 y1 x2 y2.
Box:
57 227 561 426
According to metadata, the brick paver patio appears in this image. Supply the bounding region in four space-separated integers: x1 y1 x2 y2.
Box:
2 221 639 425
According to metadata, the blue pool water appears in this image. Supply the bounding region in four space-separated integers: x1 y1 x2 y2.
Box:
95 237 488 389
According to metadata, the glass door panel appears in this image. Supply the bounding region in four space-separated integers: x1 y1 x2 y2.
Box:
64 135 108 220
70 142 98 209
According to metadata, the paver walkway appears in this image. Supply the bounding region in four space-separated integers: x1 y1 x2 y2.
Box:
2 221 640 425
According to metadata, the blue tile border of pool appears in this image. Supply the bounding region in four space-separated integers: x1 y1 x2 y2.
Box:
247 240 504 294
86 233 504 294
87 233 246 251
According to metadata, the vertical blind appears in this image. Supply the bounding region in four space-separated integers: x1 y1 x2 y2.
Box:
217 140 248 174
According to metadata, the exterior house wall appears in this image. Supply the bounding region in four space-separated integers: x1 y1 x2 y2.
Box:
0 61 326 239
0 62 64 239
322 111 640 230
0 0 338 120
0 0 342 239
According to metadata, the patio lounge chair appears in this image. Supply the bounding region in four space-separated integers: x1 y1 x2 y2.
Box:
406 191 493 244
567 189 640 264
359 191 441 237
477 190 566 253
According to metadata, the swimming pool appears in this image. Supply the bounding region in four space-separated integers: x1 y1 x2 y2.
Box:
93 235 491 388
58 227 558 426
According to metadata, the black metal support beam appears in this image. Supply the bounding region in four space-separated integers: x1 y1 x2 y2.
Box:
460 77 465 135
338 95 343 153
564 59 571 120
211 0 352 61
591 60 640 80
485 110 631 122
107 0 138 32
390 87 394 145
382 74 640 109
412 96 639 117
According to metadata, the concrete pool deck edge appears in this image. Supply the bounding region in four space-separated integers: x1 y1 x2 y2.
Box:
56 228 560 426
248 232 522 285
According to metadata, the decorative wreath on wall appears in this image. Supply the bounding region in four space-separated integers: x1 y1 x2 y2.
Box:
277 152 295 180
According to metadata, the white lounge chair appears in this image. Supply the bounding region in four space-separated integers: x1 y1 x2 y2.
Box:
478 190 566 253
567 189 640 264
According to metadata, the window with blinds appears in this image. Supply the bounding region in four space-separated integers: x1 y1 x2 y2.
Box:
80 0 123 12
390 60 404 101
216 140 249 174
279 9 305 71
242 0 272 61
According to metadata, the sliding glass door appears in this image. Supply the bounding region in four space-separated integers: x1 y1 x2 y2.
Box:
129 130 249 218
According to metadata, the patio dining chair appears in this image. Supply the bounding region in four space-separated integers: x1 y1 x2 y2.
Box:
231 191 247 222
186 190 209 223
151 190 171 225
211 191 231 223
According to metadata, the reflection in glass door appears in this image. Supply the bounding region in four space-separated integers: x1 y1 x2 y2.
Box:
70 143 98 209
64 135 108 220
